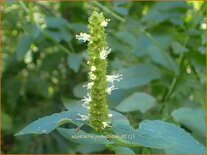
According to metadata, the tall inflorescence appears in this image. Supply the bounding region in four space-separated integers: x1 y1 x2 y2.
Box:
76 11 122 131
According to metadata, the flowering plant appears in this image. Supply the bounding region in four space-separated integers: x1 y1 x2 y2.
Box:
15 10 206 155
76 11 122 131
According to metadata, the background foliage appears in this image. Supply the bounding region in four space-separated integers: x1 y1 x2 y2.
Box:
1 1 206 154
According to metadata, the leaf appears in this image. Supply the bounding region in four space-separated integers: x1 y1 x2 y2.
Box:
69 23 87 32
112 120 206 154
24 23 41 39
61 97 88 115
113 146 135 154
16 34 33 61
118 64 161 89
115 31 136 47
132 34 151 57
113 7 128 16
77 144 106 154
147 45 178 73
62 97 129 126
171 41 188 54
15 111 84 136
141 2 187 26
44 30 62 42
57 127 113 144
172 107 206 137
132 35 174 63
109 110 130 125
116 92 156 113
73 82 88 98
60 27 72 43
46 17 69 29
67 53 82 73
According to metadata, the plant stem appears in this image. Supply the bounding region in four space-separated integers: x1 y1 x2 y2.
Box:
19 1 29 13
160 3 205 113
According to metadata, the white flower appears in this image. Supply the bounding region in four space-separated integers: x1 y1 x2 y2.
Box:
76 32 90 42
107 74 123 84
83 82 94 89
91 66 96 72
77 114 89 121
201 22 206 30
108 114 113 118
100 47 111 59
82 103 90 109
102 122 111 129
106 85 118 94
101 19 110 27
89 72 96 80
81 93 91 105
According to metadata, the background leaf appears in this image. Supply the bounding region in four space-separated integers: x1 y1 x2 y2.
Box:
118 64 161 89
16 34 33 61
67 53 82 73
172 107 206 138
116 92 156 113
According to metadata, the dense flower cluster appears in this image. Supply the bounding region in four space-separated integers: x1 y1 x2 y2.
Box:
76 11 122 131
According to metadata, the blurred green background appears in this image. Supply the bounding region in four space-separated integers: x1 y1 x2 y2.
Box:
1 1 206 154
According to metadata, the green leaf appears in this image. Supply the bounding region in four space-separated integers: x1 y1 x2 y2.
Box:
77 144 105 154
46 17 69 29
57 127 113 144
44 30 62 42
132 34 151 57
69 23 87 32
60 27 72 43
109 110 130 125
15 111 84 136
171 41 188 54
62 98 129 126
172 107 206 137
141 2 187 26
116 92 156 113
115 31 136 47
112 120 206 154
113 7 128 16
16 34 33 61
118 64 161 89
67 53 82 73
73 82 88 98
147 45 178 73
24 23 41 39
113 146 135 154
61 97 88 115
